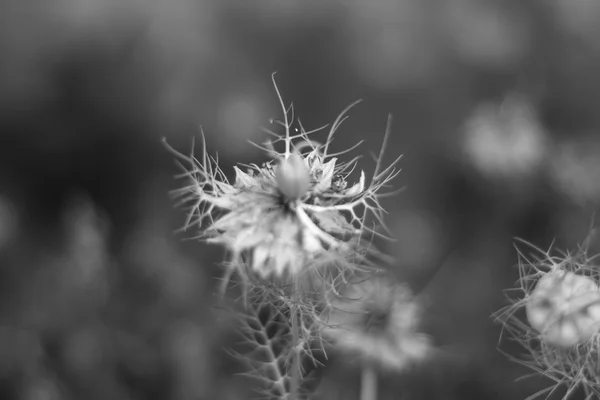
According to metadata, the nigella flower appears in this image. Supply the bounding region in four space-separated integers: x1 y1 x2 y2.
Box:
526 269 600 348
165 74 401 284
323 277 431 372
461 94 546 181
495 238 600 399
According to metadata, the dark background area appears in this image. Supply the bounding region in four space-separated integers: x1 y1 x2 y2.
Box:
1 0 600 399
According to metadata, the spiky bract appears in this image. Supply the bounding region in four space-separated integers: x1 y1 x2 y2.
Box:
228 286 323 400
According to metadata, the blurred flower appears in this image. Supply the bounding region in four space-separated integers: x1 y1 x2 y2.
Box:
323 278 431 372
165 320 209 400
442 0 530 69
549 135 600 205
462 94 547 181
62 194 110 305
554 0 600 47
167 76 400 281
343 0 441 89
130 232 202 305
0 196 18 251
22 377 62 400
18 194 111 330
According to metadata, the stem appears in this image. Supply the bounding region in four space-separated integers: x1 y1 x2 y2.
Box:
360 364 378 400
290 277 300 400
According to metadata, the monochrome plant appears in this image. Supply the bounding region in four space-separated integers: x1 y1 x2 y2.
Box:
495 235 600 400
323 276 432 400
164 73 412 399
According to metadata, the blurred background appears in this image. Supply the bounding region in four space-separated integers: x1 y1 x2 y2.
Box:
1 0 600 399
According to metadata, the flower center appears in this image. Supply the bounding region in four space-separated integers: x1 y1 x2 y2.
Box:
275 153 310 201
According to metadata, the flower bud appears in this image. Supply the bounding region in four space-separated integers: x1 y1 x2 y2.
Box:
276 153 310 200
526 270 600 347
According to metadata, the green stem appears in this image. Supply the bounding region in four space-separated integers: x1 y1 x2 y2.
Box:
360 364 377 400
290 277 300 400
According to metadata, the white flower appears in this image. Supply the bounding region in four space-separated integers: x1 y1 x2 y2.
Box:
495 239 600 399
462 94 546 180
549 136 600 205
323 277 431 372
526 270 600 348
165 74 401 282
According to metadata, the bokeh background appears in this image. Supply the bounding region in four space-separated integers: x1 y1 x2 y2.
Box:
1 0 600 399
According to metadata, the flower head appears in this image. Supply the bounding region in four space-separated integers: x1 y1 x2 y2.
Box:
165 74 401 284
495 238 600 399
526 269 600 347
461 94 546 181
323 277 431 372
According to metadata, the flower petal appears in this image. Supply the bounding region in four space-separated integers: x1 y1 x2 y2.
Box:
344 170 366 197
312 158 337 192
234 166 258 188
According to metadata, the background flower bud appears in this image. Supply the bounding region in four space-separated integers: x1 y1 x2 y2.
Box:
526 270 600 347
276 153 310 200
